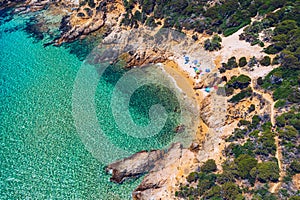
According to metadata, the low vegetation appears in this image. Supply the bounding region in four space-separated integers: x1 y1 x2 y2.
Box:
204 35 222 51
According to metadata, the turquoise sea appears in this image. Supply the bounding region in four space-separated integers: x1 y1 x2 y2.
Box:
0 12 197 199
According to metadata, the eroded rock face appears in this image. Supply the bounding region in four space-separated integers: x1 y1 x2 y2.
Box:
53 0 109 45
98 28 179 68
199 94 226 129
106 149 165 184
12 0 124 46
54 12 106 45
106 143 198 200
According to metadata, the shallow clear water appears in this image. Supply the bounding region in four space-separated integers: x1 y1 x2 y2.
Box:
0 15 198 199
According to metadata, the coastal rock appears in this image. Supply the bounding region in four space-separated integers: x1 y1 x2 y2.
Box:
106 149 165 183
197 72 223 89
106 143 198 199
54 12 106 45
51 0 125 45
99 28 176 68
132 143 197 200
199 94 227 129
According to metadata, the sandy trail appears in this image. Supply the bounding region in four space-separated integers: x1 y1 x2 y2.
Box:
239 68 284 193
270 135 285 193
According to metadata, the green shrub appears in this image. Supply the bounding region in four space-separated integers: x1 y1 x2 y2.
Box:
227 57 238 69
227 75 251 89
229 87 253 103
272 55 280 65
289 196 300 200
221 182 242 200
203 185 221 199
225 87 234 96
187 172 198 183
276 115 286 127
216 171 235 184
279 126 298 140
204 35 222 51
239 57 247 67
201 159 217 173
259 56 271 66
235 154 258 179
251 162 280 182
274 99 286 108
290 160 300 174
238 120 251 127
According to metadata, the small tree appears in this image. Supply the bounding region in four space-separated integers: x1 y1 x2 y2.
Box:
235 154 258 179
251 162 280 182
239 57 247 67
221 182 242 200
204 35 222 51
228 57 238 69
260 56 271 66
290 160 300 174
201 159 217 173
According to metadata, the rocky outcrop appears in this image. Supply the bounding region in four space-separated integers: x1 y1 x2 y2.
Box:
12 0 124 46
54 11 106 45
53 0 110 45
106 149 165 183
194 71 223 89
98 28 178 68
13 0 61 14
106 143 198 200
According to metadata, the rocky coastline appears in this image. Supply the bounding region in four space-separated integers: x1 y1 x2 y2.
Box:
4 0 298 199
3 1 235 198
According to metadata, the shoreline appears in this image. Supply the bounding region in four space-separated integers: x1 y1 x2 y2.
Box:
162 60 208 143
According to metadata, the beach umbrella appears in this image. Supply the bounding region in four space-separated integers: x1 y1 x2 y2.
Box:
205 87 211 92
205 68 210 73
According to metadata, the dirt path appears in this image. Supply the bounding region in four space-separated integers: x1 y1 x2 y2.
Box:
238 68 275 125
249 80 284 194
270 135 285 193
239 69 284 193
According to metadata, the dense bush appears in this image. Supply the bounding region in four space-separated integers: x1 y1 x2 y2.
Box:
229 87 253 103
279 126 298 140
204 35 222 51
289 160 300 174
238 57 247 67
226 75 251 89
235 154 258 179
221 182 243 200
201 159 217 173
259 56 271 66
274 99 286 108
251 161 280 182
256 131 276 156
